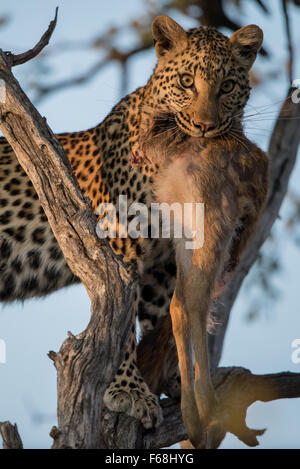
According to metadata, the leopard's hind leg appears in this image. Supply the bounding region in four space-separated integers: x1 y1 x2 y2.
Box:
136 254 181 401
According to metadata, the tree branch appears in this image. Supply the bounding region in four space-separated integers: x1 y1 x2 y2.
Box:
33 57 111 104
0 28 136 448
128 367 300 449
0 422 23 449
33 44 151 104
4 7 58 67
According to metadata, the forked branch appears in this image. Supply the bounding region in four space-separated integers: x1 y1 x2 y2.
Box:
143 367 300 449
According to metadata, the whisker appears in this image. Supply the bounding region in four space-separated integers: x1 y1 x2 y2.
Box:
232 92 294 120
228 130 251 152
243 116 300 122
144 125 179 143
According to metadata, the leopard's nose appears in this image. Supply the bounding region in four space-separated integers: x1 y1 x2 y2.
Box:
193 121 215 133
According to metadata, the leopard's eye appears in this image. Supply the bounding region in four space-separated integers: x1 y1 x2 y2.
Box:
220 79 235 94
179 74 194 88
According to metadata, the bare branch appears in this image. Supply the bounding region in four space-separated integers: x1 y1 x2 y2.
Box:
33 57 110 104
255 0 270 14
33 43 150 104
0 422 23 449
113 367 300 449
196 0 240 31
4 7 58 67
190 0 269 54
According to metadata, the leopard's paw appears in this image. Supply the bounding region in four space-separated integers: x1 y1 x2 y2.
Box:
104 383 163 429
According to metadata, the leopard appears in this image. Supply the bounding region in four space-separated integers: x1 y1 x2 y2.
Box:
0 16 268 436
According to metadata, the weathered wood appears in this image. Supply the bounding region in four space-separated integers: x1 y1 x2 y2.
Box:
0 44 136 448
0 422 23 449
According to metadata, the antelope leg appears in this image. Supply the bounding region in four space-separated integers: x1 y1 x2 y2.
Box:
169 269 203 446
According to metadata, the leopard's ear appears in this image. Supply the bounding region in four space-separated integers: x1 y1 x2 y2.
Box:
152 16 188 59
230 24 263 69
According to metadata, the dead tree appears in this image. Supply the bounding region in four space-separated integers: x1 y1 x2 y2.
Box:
0 12 300 449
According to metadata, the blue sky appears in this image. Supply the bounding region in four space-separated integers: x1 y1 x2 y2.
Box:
0 0 300 449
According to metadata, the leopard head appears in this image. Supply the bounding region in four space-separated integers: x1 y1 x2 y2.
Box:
149 16 263 138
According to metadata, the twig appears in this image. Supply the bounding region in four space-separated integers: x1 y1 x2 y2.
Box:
33 57 110 104
255 0 270 14
4 8 58 67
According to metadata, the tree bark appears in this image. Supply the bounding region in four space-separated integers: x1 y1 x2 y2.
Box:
0 20 300 449
0 422 23 449
0 43 136 448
